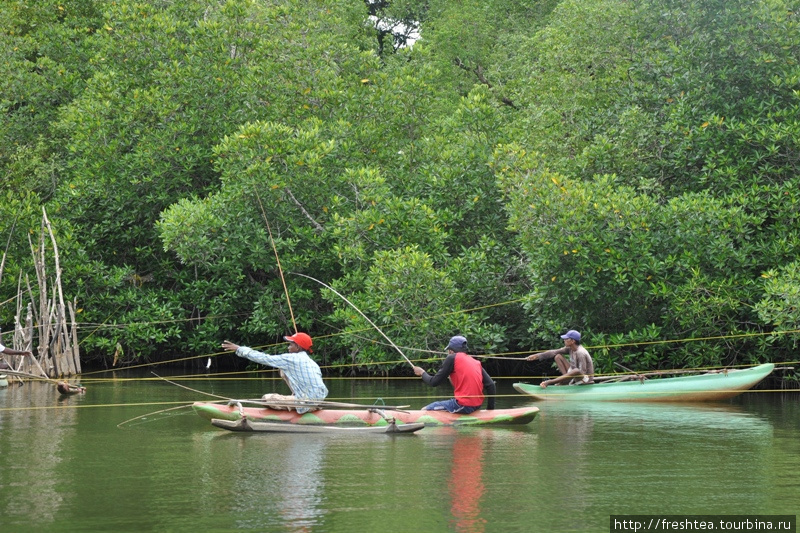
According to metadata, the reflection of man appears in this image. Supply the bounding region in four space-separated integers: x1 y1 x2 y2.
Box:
526 330 594 388
449 436 486 533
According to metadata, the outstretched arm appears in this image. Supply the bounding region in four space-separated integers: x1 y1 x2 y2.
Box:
526 347 567 362
414 354 456 387
0 347 31 357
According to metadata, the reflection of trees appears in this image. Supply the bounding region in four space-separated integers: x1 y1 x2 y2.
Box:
527 410 594 520
0 382 77 525
228 435 326 532
449 435 487 533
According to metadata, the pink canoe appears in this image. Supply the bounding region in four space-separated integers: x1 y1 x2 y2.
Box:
193 401 539 428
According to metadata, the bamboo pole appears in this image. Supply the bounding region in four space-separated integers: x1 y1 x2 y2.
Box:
29 230 50 374
12 208 81 379
69 299 81 374
42 207 72 377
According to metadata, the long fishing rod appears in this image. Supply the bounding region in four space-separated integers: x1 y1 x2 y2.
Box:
151 371 230 400
290 272 416 369
253 188 298 334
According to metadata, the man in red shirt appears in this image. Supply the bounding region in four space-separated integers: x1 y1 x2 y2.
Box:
412 335 496 413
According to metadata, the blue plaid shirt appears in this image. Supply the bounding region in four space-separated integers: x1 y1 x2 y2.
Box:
236 346 328 403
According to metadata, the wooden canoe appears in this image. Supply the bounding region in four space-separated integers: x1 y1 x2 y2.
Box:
193 402 539 427
210 417 425 434
513 363 775 402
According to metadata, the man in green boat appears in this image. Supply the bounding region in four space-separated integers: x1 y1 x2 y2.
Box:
221 332 328 413
525 330 594 388
412 335 496 413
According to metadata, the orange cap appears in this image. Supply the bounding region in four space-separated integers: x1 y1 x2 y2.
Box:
284 332 313 352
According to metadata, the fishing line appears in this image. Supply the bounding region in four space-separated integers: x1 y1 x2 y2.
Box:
313 316 444 356
290 272 415 369
117 404 195 429
150 371 230 400
254 187 297 333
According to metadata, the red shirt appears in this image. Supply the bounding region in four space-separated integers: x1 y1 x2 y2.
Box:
421 352 496 409
450 352 486 406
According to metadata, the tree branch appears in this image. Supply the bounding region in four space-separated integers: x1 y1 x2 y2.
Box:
454 58 518 109
285 188 324 233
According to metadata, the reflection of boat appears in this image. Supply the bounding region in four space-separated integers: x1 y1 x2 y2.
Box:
193 402 539 428
513 363 774 402
547 402 769 430
210 417 425 434
0 374 7 388
537 401 772 433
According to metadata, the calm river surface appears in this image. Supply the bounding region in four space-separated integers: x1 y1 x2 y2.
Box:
1 371 798 532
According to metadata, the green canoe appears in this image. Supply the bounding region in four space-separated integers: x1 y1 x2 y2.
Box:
513 363 775 402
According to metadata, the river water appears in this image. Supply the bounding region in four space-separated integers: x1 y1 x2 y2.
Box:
0 372 797 532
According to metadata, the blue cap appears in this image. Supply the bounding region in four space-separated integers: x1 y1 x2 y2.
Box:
560 330 581 341
446 335 468 352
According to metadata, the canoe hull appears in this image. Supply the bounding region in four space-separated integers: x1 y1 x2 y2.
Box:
513 363 775 402
210 417 426 434
193 402 539 427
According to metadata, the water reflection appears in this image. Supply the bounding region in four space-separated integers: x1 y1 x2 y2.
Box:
0 381 80 527
2 377 797 532
533 400 774 437
449 435 487 533
526 399 777 522
207 433 327 531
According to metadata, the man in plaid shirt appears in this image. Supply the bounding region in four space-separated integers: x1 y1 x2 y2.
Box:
222 332 328 413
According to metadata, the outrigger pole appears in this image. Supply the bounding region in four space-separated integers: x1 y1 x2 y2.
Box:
290 272 416 369
228 398 411 411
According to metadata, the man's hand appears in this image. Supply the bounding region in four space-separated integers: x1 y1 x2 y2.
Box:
412 365 425 377
525 353 539 362
221 341 239 352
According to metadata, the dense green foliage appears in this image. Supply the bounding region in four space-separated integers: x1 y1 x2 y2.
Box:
1 0 798 375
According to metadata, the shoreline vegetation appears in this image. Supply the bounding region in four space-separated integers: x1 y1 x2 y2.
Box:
1 0 799 385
